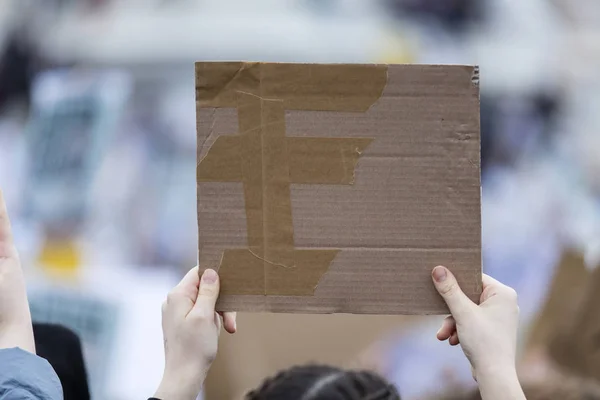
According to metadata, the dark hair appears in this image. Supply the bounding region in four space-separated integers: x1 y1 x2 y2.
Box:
246 364 400 400
33 323 90 400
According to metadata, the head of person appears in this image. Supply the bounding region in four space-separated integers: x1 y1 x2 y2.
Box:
245 365 400 400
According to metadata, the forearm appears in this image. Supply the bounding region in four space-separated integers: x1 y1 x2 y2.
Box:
0 323 36 354
476 366 526 400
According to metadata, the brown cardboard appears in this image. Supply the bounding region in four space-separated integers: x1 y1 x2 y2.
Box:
526 251 589 351
196 62 482 314
548 254 600 381
204 312 410 400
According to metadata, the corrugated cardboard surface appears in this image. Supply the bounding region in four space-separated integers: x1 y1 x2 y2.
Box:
197 62 481 314
548 258 600 381
526 251 589 351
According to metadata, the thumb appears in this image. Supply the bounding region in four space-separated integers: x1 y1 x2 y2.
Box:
432 266 473 318
192 269 220 319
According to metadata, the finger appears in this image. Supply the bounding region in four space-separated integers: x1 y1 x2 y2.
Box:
165 267 201 317
449 331 460 346
436 316 456 341
0 190 17 258
192 269 220 319
432 266 474 319
481 274 514 303
219 311 237 334
174 266 201 292
214 311 223 332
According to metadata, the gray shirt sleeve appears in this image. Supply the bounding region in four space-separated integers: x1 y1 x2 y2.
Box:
0 348 63 400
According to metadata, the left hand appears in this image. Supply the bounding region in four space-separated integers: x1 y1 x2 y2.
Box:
154 267 236 400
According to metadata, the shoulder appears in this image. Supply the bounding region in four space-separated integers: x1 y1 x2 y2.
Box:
0 347 63 400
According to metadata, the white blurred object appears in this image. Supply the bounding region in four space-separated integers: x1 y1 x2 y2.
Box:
469 0 564 95
27 264 181 399
562 29 600 82
82 265 179 400
550 0 600 27
28 287 119 400
39 2 387 64
24 69 132 226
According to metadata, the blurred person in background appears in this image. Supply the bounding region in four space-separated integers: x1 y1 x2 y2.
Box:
151 265 523 400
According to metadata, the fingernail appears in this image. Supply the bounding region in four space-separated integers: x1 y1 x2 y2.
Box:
433 266 447 282
202 269 218 284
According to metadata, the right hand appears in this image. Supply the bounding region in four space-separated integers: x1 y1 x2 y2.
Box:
154 267 236 400
431 266 519 379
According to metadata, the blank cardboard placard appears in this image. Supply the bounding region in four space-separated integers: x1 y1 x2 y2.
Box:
548 254 600 380
196 62 482 314
527 251 589 351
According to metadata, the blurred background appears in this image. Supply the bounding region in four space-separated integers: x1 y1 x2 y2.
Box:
1 0 600 399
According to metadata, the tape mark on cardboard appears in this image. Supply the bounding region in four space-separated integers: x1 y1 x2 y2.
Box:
196 62 387 296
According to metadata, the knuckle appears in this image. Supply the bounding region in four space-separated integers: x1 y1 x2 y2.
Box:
439 281 458 297
200 285 218 298
205 348 218 364
505 287 518 302
161 301 168 314
190 308 214 323
481 286 495 299
166 291 178 305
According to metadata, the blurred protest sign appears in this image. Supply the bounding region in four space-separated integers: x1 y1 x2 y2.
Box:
24 69 130 274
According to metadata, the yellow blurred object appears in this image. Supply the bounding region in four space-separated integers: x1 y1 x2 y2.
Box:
38 238 81 279
377 31 416 64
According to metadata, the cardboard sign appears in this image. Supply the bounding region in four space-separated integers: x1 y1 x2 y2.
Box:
204 313 408 400
526 251 589 351
548 255 600 381
196 62 482 314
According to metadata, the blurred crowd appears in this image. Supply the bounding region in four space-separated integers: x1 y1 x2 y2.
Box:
1 0 600 399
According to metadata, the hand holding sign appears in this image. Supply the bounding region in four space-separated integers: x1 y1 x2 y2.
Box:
155 267 236 400
433 266 525 400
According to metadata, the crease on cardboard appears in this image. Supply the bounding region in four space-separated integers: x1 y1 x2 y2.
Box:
216 64 254 99
235 89 280 103
197 62 387 296
197 108 218 166
248 248 296 269
198 62 258 106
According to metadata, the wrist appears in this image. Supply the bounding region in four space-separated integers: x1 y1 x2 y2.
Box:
154 368 206 400
475 362 518 383
475 364 524 400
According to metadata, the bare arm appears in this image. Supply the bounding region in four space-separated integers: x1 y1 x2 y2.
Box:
476 366 524 400
0 190 35 353
154 268 237 400
432 266 526 400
